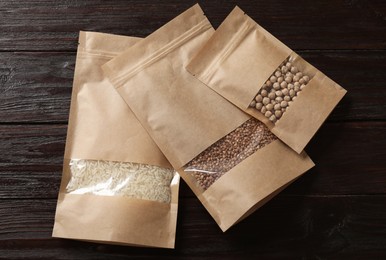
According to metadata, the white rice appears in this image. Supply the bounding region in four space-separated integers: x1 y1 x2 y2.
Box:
66 159 175 203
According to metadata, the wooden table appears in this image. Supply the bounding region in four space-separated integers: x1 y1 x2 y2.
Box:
1 1 385 259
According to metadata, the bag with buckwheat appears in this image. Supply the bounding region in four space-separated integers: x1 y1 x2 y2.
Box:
187 6 347 153
52 31 179 248
103 4 314 232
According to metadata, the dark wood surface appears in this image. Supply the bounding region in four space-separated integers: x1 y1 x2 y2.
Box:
0 1 385 259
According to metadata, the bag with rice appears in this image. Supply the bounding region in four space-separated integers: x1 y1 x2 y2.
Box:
52 31 179 248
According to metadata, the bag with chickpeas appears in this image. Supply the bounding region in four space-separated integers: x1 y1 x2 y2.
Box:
187 6 347 153
102 4 314 232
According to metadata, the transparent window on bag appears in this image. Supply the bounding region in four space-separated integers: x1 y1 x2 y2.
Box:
66 159 176 203
183 118 277 190
249 55 316 123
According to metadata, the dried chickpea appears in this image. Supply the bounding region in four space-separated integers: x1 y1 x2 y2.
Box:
290 66 298 74
266 80 272 87
277 76 284 83
265 111 272 117
275 71 281 77
262 97 270 105
281 101 288 108
261 106 267 114
293 75 300 82
282 88 289 96
299 78 305 85
289 89 295 97
281 66 288 73
275 96 283 103
286 62 292 68
303 75 310 83
275 90 283 97
288 83 294 90
266 103 274 111
261 89 268 97
270 76 277 83
280 81 287 89
296 72 303 78
273 82 280 90
250 100 256 107
274 104 281 111
255 94 263 102
300 84 306 90
268 92 276 99
285 76 292 83
269 115 277 122
284 95 291 102
275 110 282 118
255 102 263 110
294 85 300 92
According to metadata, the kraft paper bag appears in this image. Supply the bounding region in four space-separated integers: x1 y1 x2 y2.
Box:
187 6 347 153
103 4 314 232
52 31 179 248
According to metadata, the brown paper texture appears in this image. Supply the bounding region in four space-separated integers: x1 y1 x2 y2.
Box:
53 31 179 248
178 140 314 231
186 6 292 110
103 4 314 231
271 53 347 152
53 194 178 248
53 160 179 248
187 6 347 154
103 4 250 169
65 32 169 167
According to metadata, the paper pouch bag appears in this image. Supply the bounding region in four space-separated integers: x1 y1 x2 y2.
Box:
103 4 314 232
52 31 179 248
187 6 347 153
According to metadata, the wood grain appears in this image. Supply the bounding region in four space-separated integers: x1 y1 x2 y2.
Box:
0 51 385 123
0 122 385 199
0 196 385 259
0 1 385 51
1 0 385 258
0 52 73 123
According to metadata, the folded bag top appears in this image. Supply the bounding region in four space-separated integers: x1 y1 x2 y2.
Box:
187 6 347 153
103 4 314 232
102 4 249 170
